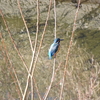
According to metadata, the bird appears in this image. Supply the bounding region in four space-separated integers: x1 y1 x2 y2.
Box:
48 38 63 59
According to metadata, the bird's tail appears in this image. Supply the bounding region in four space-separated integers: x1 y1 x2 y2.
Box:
48 52 52 59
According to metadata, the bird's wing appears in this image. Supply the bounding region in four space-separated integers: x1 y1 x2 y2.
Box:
49 43 59 56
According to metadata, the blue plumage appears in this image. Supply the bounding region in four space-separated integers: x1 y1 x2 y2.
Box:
48 38 63 59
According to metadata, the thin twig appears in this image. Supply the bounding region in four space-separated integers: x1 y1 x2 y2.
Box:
33 77 42 100
0 10 29 73
17 4 37 99
43 1 57 99
0 32 23 99
59 0 81 99
31 0 52 77
43 59 56 100
17 0 34 53
54 0 57 39
30 76 34 100
28 0 52 96
30 0 40 99
22 0 40 99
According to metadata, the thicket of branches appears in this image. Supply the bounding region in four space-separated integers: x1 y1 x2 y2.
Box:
0 0 100 100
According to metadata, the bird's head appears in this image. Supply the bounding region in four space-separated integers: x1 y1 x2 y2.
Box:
54 38 63 43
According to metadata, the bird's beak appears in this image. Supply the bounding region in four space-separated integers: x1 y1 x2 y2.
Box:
60 39 64 41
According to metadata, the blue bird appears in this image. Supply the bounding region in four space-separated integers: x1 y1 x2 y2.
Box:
48 38 63 59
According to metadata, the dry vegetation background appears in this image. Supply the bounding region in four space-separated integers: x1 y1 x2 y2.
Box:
0 0 100 100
